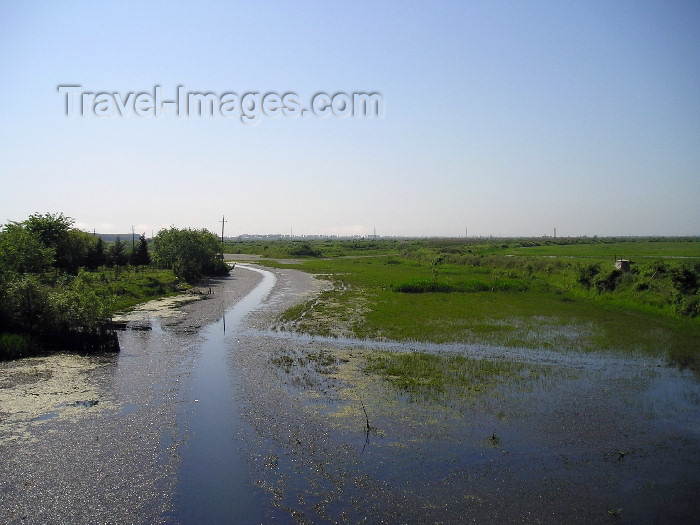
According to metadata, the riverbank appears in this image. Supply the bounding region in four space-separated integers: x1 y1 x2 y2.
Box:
1 264 698 523
0 265 270 523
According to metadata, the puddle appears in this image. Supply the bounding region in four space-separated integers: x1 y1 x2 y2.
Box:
71 399 99 408
31 411 58 422
256 325 700 522
117 403 139 416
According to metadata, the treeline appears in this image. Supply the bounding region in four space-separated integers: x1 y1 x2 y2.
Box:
0 213 231 359
0 213 120 358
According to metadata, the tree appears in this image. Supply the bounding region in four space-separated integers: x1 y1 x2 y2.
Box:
63 229 97 273
0 223 54 274
86 237 107 269
108 237 128 267
2 274 51 334
152 227 229 282
23 212 73 271
129 234 151 266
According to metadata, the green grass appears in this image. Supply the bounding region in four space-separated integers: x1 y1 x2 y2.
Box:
0 333 41 360
74 266 182 313
256 240 700 371
228 237 700 260
508 240 700 258
224 238 403 258
363 351 540 401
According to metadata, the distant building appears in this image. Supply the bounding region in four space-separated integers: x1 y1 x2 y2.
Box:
615 259 631 272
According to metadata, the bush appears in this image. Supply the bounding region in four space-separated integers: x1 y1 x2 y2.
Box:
0 333 40 360
576 263 600 289
289 243 322 257
594 269 624 293
675 295 699 318
671 266 699 296
152 227 230 283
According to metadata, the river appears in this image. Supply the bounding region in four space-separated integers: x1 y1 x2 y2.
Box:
1 264 699 524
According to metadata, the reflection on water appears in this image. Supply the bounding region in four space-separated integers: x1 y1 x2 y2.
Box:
173 265 276 523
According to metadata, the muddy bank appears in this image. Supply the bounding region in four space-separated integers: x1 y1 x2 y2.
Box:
230 329 700 523
1 263 698 524
0 266 267 524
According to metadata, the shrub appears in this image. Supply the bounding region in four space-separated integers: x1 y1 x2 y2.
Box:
289 243 322 257
671 266 699 296
675 295 699 318
576 263 600 289
152 227 229 283
594 269 624 293
0 333 40 360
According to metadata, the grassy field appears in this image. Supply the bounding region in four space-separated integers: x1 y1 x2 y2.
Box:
231 238 700 371
507 239 700 258
74 266 182 314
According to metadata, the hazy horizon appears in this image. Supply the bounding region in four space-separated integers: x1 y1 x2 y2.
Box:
2 1 699 238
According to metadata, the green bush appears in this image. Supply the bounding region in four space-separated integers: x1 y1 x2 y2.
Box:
152 227 229 283
576 263 600 289
594 269 624 293
0 333 40 360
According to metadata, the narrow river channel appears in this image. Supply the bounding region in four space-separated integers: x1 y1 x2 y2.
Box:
1 264 698 524
173 265 276 523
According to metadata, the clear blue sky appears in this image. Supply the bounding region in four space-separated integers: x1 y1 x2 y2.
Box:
1 0 698 237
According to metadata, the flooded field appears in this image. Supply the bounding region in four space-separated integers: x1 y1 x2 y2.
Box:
1 265 698 524
240 330 700 523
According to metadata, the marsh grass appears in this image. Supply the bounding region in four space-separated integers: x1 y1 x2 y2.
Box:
75 267 181 313
269 346 343 395
0 333 41 360
256 240 700 369
363 351 540 401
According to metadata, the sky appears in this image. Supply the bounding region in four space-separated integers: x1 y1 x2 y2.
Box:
1 0 699 238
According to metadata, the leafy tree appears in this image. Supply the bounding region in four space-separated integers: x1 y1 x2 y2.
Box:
23 212 73 271
0 223 53 274
152 227 229 282
0 212 121 358
2 274 51 334
63 229 97 273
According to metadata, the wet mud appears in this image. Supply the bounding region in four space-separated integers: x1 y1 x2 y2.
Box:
1 263 698 524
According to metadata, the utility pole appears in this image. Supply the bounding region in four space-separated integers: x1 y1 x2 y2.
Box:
131 225 135 250
220 215 227 243
221 215 228 261
220 215 227 259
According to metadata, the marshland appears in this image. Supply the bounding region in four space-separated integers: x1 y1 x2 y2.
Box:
1 235 699 523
